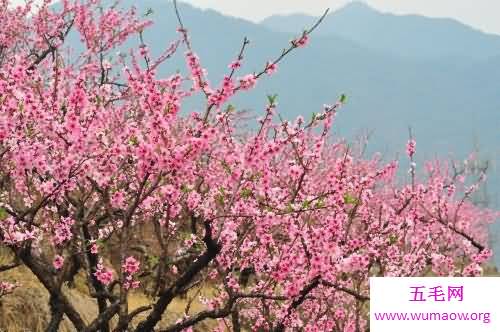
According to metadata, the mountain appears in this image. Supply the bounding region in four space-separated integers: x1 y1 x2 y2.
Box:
261 2 500 60
67 1 500 260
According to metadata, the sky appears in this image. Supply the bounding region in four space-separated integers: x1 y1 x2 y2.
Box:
180 0 500 35
9 0 500 36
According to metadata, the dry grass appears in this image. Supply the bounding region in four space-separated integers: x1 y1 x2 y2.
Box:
0 265 97 332
0 265 217 332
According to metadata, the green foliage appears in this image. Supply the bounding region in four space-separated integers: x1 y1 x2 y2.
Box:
314 198 326 209
339 93 348 104
181 184 192 193
302 200 311 209
343 193 359 205
147 255 160 267
0 207 8 220
215 187 226 206
129 135 139 146
240 188 253 199
267 94 278 106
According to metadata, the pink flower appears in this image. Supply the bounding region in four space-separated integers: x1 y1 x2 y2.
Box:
228 60 241 70
406 139 416 158
0 281 18 297
293 34 309 47
265 62 277 75
187 191 201 210
53 255 64 270
90 243 99 254
124 279 141 290
53 217 75 245
94 262 114 285
111 191 126 209
122 256 140 275
139 45 149 57
238 74 257 90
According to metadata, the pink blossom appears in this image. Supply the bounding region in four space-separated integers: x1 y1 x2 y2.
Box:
94 262 114 286
238 74 257 90
187 191 201 210
122 256 140 275
293 34 309 47
90 243 99 254
228 60 241 70
0 281 18 297
111 191 126 209
406 139 416 158
265 61 278 75
53 255 64 270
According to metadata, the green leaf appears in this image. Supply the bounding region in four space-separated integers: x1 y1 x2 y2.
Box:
180 232 191 240
314 198 325 209
388 234 398 245
215 187 226 206
148 255 159 266
249 171 262 181
0 207 8 220
128 135 139 146
216 194 225 206
339 94 348 104
302 200 311 209
240 188 252 199
267 94 278 105
343 193 359 205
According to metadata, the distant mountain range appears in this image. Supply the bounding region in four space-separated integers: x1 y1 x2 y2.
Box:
113 1 500 154
79 1 500 259
261 2 500 60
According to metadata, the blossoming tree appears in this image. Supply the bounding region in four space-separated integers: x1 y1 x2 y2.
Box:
0 0 495 331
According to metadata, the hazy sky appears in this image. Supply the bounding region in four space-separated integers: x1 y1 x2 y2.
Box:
181 0 500 35
10 0 500 35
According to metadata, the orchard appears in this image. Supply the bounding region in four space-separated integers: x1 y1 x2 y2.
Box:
0 0 496 331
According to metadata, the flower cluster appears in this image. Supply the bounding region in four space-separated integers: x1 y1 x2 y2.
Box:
406 139 416 158
52 217 75 245
122 256 140 290
53 255 65 270
238 74 257 90
293 34 309 47
265 61 278 75
94 260 114 286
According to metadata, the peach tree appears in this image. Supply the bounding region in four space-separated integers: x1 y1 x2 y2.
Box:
0 0 495 331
